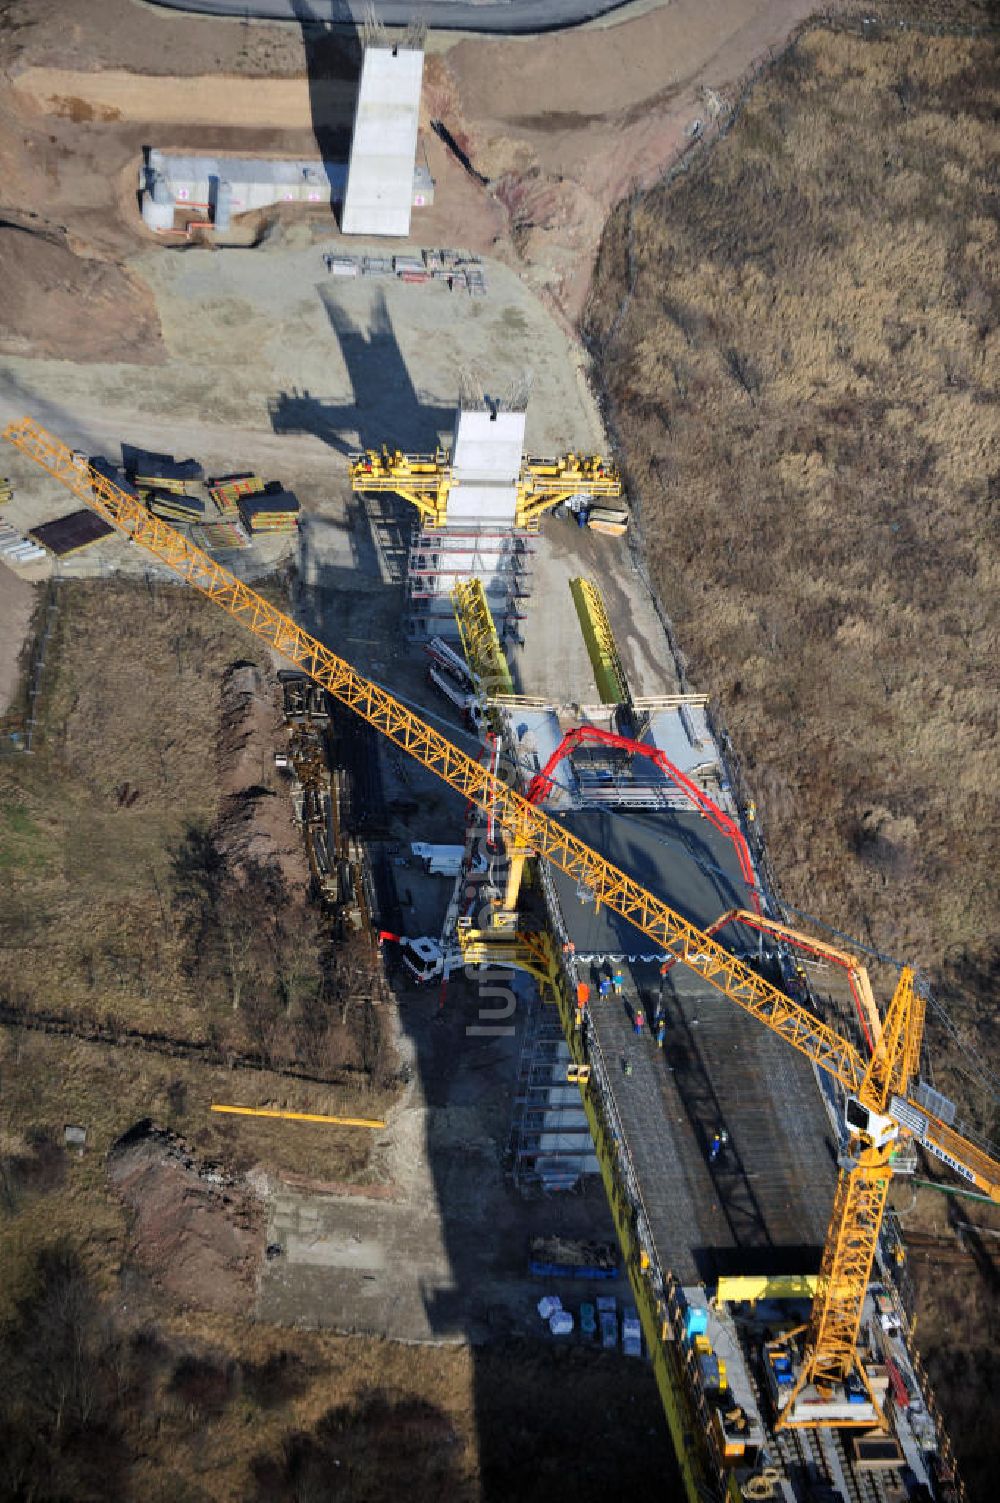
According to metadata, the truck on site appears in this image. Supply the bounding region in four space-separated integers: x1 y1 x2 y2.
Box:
411 842 488 878
425 634 484 729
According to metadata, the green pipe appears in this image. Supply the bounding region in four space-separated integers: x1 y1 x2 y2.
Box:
912 1177 997 1206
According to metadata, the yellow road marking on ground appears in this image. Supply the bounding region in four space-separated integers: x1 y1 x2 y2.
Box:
211 1104 386 1129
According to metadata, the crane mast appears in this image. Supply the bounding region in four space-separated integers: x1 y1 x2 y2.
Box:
6 415 999 1436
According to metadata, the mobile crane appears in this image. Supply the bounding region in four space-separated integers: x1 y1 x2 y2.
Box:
6 414 999 1435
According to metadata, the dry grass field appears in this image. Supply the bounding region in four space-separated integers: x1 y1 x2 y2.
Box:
587 21 998 1496
0 1250 674 1503
588 22 998 1119
0 577 393 1088
0 577 270 1028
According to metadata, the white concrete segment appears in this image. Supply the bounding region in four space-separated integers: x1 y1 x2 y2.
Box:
342 44 424 238
451 409 525 485
447 406 525 525
146 150 343 212
447 485 519 523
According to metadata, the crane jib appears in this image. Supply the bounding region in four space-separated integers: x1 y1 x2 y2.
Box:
3 414 873 1098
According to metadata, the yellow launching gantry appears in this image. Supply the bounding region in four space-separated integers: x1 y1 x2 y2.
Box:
349 445 622 532
7 415 1000 1448
348 447 453 528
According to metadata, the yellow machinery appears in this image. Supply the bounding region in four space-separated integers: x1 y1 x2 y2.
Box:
348 447 452 528
518 453 622 531
7 415 1000 1439
452 578 514 699
456 922 557 990
569 575 631 705
350 445 622 532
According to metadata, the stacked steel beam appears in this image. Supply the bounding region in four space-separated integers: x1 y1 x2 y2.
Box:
238 487 300 534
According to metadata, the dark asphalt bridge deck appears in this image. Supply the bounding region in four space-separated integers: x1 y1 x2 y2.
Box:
551 807 839 1286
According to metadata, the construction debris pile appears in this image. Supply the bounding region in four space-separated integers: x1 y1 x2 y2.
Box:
278 673 373 932
325 246 486 295
121 450 300 549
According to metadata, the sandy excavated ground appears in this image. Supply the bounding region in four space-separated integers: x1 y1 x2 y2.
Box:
108 1124 265 1315
0 562 35 716
0 0 832 337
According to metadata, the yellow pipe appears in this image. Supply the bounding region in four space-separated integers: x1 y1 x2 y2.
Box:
211 1104 386 1128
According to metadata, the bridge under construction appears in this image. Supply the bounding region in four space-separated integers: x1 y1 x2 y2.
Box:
7 414 995 1503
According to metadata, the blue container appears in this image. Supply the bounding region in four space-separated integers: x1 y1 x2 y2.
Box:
684 1307 709 1340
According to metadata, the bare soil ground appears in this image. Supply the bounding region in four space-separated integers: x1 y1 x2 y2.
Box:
586 21 999 1496
0 214 164 364
108 1123 265 1316
0 0 840 357
0 561 34 715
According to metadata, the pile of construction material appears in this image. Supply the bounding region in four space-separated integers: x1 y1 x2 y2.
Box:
102 451 303 549
208 473 264 517
237 484 300 535
191 519 251 551
0 522 46 566
131 453 204 493
146 491 207 524
324 247 486 295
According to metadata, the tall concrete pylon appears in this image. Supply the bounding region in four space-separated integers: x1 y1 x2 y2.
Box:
341 28 425 238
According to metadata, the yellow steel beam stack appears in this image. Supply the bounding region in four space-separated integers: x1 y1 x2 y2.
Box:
569 575 631 706
452 578 515 699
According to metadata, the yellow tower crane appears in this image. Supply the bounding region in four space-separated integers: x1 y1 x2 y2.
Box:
349 444 622 532
6 415 999 1436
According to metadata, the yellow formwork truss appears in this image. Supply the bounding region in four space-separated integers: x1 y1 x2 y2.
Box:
715 1273 820 1305
349 445 621 533
569 575 631 705
7 415 1000 1445
349 447 451 527
452 578 514 699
